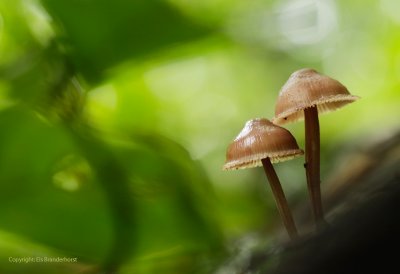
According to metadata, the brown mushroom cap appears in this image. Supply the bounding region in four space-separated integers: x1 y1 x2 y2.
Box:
223 118 303 170
274 68 360 125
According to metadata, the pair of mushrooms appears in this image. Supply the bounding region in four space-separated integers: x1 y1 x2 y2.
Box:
223 68 359 239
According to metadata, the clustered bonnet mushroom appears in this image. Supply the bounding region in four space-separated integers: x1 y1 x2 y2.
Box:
273 68 359 226
223 118 303 239
223 69 359 238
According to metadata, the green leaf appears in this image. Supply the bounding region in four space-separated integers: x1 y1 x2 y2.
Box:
40 0 213 81
0 106 114 263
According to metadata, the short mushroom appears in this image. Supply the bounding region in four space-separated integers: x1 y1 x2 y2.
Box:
273 68 359 227
223 118 303 239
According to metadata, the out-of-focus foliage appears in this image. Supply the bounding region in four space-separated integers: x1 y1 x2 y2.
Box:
0 0 399 273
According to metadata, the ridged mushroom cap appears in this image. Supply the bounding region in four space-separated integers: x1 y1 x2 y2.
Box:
274 68 360 125
223 118 303 170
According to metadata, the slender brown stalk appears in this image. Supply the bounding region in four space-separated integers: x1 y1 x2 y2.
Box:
304 106 326 227
261 158 298 239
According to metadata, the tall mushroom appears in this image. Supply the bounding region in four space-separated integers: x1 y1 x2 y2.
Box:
223 118 303 239
273 68 359 227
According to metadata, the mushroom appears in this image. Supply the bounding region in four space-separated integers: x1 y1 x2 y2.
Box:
223 118 303 239
273 68 359 227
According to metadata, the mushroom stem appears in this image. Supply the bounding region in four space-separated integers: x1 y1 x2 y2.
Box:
261 158 298 239
304 106 326 227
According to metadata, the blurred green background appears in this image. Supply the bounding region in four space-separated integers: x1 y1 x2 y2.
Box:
0 0 399 273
